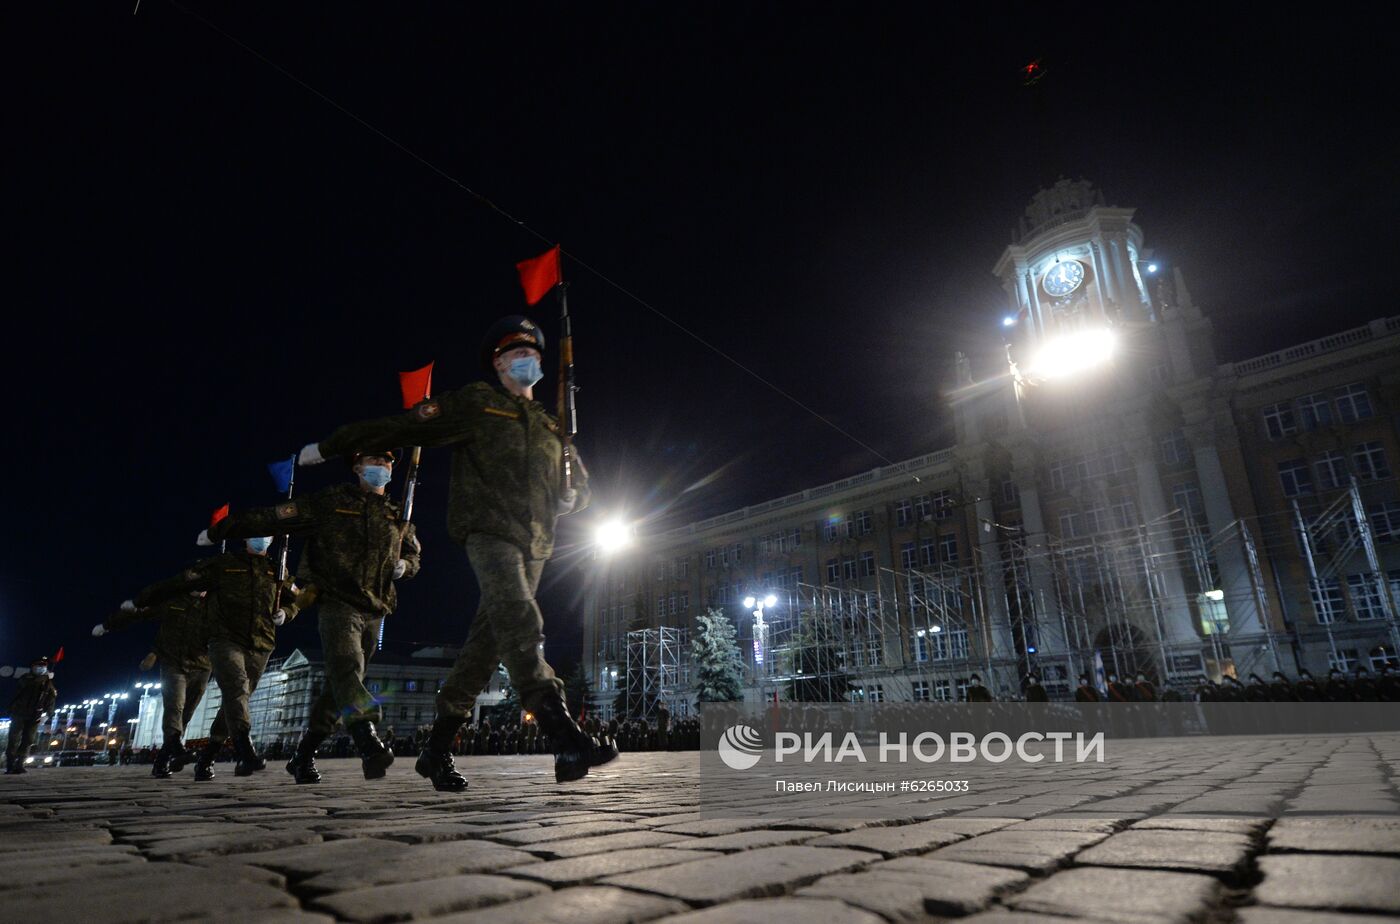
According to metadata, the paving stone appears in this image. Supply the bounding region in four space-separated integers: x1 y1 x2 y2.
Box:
962 912 1103 923
310 873 548 922
1131 816 1270 835
0 851 150 884
933 829 1110 872
2 866 300 922
1008 867 1221 923
1236 908 1400 924
205 837 410 877
1075 828 1254 879
808 819 967 857
422 885 688 923
600 845 876 905
672 828 821 852
501 847 715 885
1255 854 1400 913
1267 817 1400 854
297 840 538 895
1007 816 1133 833
798 856 1028 917
651 818 781 836
527 829 702 858
655 897 887 923
489 820 636 844
142 827 324 860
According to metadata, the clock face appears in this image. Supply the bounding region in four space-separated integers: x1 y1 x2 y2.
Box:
1042 261 1085 297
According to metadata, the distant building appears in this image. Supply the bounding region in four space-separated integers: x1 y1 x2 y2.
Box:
584 180 1400 710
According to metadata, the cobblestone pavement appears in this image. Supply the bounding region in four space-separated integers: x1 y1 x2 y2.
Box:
2 733 1399 923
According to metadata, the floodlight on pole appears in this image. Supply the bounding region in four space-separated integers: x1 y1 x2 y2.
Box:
1025 327 1117 381
594 518 635 556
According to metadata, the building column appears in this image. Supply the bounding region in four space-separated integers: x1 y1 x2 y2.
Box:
1127 431 1202 652
1009 447 1067 663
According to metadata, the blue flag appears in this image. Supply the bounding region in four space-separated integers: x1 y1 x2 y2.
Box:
267 456 295 494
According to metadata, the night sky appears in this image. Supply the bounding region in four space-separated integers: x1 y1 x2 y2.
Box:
3 4 1394 709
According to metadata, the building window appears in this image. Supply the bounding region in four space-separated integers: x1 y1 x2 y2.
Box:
1371 645 1399 671
895 499 913 527
1297 392 1333 430
1310 578 1343 624
1347 574 1387 620
1353 442 1391 481
1058 511 1082 538
1335 383 1374 423
913 494 932 519
935 680 953 702
1263 402 1298 440
823 518 840 543
399 707 409 720
912 680 930 701
1160 429 1191 466
931 490 954 519
705 549 716 570
1049 460 1072 492
900 542 917 570
1278 459 1314 497
1327 648 1358 673
1171 482 1204 522
859 551 876 577
826 559 839 583
932 628 969 660
939 534 959 564
1001 478 1019 505
368 682 381 694
1110 499 1137 530
678 591 690 613
842 558 857 581
855 510 873 535
1369 502 1400 543
1315 450 1348 491
913 633 930 662
867 684 884 703
404 680 418 692
674 559 689 580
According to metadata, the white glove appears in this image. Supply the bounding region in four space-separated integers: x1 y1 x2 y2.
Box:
91 624 107 637
196 529 213 547
556 488 578 515
298 443 325 466
393 559 407 580
273 609 287 626
120 600 137 613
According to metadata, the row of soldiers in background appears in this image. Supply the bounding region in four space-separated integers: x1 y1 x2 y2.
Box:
4 658 58 774
957 664 1400 704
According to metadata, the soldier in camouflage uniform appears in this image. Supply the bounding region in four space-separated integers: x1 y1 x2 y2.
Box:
126 536 299 780
204 450 422 782
298 315 618 792
5 658 57 774
91 591 213 778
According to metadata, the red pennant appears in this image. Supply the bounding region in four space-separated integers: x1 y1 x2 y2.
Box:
515 245 562 306
210 503 230 528
53 646 65 664
399 362 434 409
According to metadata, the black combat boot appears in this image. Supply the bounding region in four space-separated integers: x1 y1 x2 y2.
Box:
414 717 467 792
533 694 619 783
193 739 220 782
233 734 266 777
3 756 15 774
285 734 324 784
167 735 191 773
348 721 395 780
151 742 173 779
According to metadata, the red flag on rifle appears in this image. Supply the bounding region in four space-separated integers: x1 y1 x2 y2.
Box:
53 646 65 664
210 504 230 528
399 362 434 409
516 245 562 306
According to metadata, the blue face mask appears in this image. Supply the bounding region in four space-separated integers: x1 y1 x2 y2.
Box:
506 355 543 388
360 465 392 488
247 537 272 553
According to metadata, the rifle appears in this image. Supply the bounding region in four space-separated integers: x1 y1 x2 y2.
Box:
272 455 296 613
557 281 578 491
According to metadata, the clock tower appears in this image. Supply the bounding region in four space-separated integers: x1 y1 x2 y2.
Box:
992 178 1154 345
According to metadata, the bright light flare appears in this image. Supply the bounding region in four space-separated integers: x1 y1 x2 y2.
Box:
1026 328 1117 381
743 596 756 609
1002 316 1017 328
764 594 777 607
594 519 635 555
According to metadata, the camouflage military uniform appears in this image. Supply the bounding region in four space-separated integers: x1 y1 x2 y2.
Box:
136 550 298 746
5 672 57 772
208 483 421 741
318 381 588 724
104 594 213 744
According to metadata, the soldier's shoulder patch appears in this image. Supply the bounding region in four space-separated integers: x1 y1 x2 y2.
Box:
275 501 299 520
415 399 442 421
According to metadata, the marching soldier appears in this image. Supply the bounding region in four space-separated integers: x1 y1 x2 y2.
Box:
4 658 57 774
202 450 421 784
1133 671 1157 702
1324 668 1353 702
125 536 299 780
1074 674 1100 702
1351 666 1379 702
1245 673 1272 702
91 590 213 778
1293 669 1323 701
1024 674 1049 702
1106 672 1133 703
1267 671 1296 701
296 316 617 792
1193 674 1218 702
963 674 993 702
1379 664 1400 702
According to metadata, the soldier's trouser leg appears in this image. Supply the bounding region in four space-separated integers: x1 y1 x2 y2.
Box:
209 640 272 741
160 664 190 743
307 600 384 740
6 718 39 765
181 668 210 730
436 537 562 726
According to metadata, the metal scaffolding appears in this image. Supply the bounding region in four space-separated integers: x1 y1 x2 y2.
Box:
625 627 688 719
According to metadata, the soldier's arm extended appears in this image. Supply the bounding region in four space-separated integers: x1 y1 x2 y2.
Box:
317 391 481 460
278 575 305 622
134 562 216 609
398 523 423 580
103 606 163 633
208 497 320 543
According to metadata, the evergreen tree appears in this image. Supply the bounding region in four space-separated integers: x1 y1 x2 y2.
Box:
563 666 592 719
692 607 745 702
789 614 852 702
489 677 521 725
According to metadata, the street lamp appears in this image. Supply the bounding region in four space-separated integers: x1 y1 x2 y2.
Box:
744 594 778 668
1024 327 1117 382
594 518 635 556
